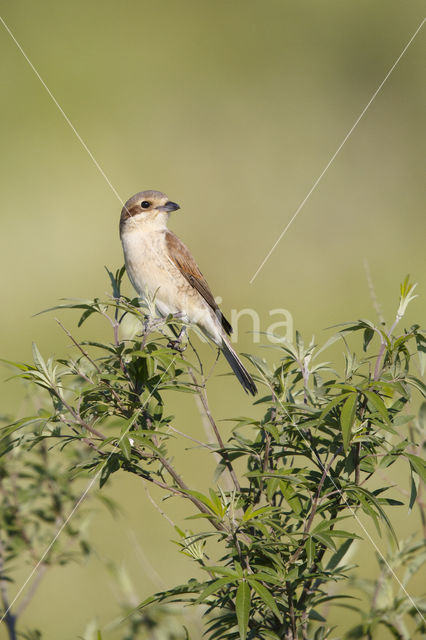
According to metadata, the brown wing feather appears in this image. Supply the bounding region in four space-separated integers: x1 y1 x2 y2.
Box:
165 231 232 336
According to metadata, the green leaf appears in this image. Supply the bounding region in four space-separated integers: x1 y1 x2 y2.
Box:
312 532 336 551
320 393 352 419
409 470 418 512
326 539 354 571
305 537 316 565
406 375 426 397
406 454 426 483
32 342 47 375
196 577 235 603
364 390 390 424
0 417 42 442
209 489 225 517
184 490 217 515
203 566 239 579
279 480 302 515
419 401 426 429
236 581 251 640
363 327 375 352
308 609 326 622
99 454 120 488
119 436 131 460
340 393 357 452
415 334 426 376
249 580 282 621
78 307 97 327
137 594 157 610
242 505 274 522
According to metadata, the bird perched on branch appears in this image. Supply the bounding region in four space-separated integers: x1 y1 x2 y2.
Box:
119 190 257 395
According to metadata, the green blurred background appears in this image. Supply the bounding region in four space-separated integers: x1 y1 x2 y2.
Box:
1 1 425 638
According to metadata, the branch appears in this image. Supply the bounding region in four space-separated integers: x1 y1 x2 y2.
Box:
188 368 241 492
286 582 298 640
14 564 47 618
373 316 401 381
0 539 17 640
289 448 342 564
155 450 228 533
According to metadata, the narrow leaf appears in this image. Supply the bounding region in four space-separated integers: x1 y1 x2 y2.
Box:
236 581 251 640
340 394 357 452
250 580 282 621
407 454 426 483
364 390 390 424
409 470 418 513
196 577 234 603
305 537 316 565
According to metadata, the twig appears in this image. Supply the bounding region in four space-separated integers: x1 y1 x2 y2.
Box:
289 448 342 564
364 259 385 325
144 486 175 528
53 391 107 441
55 319 101 374
374 316 400 381
128 528 167 590
55 319 131 414
0 539 17 640
14 564 47 617
150 441 228 533
286 583 298 640
167 423 215 451
188 368 241 492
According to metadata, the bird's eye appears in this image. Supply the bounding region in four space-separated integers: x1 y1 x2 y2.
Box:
141 201 150 209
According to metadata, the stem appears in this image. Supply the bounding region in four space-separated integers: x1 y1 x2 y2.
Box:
262 431 271 476
167 424 215 451
354 442 361 486
55 319 101 374
373 315 401 381
56 319 130 414
302 355 309 405
153 446 228 533
364 259 385 325
189 369 241 493
14 564 47 617
54 392 107 441
0 540 17 640
286 583 298 640
289 448 341 564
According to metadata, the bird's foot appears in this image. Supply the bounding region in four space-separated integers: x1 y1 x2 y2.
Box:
167 339 187 353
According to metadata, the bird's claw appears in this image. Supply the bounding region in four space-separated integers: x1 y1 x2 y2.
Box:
167 339 187 353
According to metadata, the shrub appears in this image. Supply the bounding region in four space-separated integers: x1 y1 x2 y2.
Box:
1 271 424 639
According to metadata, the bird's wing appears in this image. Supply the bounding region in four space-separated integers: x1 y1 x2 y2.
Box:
165 230 232 336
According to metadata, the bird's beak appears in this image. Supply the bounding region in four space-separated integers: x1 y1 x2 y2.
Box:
157 201 180 213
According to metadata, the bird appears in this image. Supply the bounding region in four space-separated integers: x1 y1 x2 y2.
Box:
119 190 257 396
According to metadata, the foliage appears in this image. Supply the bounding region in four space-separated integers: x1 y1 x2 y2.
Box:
82 563 192 640
0 269 425 639
0 404 98 640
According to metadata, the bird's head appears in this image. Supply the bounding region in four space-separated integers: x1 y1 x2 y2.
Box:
120 190 180 233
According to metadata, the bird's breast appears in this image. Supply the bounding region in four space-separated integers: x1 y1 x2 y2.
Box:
121 228 169 297
121 226 222 343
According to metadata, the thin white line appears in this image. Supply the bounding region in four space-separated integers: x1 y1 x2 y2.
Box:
249 17 425 284
0 15 125 208
255 367 425 623
0 14 180 621
0 358 176 622
2 8 423 625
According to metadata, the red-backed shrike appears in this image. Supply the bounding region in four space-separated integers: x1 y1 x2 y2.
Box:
120 190 257 395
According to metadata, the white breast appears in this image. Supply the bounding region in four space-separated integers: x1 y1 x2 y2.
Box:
122 228 163 293
121 223 223 344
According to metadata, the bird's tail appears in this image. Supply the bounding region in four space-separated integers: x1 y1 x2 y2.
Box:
221 338 257 396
